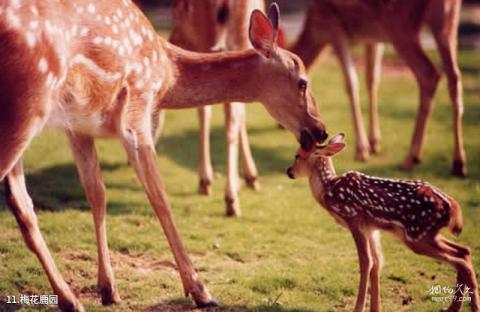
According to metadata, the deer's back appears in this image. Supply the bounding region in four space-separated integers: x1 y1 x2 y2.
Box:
0 0 169 137
324 171 452 241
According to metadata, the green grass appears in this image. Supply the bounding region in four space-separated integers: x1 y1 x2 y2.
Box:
0 48 479 312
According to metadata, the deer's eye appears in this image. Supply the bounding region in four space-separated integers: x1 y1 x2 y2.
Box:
298 78 308 94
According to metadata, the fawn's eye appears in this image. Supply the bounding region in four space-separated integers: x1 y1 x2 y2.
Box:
298 78 308 94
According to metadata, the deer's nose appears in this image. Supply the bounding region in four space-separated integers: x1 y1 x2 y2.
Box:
286 167 295 179
312 128 328 143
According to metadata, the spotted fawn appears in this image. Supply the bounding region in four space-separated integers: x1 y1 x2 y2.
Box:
287 133 479 312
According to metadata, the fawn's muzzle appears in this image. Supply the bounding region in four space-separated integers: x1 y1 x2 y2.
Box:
286 167 295 179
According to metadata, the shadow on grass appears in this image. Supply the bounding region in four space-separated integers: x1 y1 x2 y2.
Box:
157 125 293 176
147 297 314 312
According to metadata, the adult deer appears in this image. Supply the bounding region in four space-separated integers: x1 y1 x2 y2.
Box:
287 133 479 312
169 0 264 216
0 1 327 311
291 0 466 176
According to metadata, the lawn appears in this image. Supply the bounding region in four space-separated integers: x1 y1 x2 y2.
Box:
0 45 479 311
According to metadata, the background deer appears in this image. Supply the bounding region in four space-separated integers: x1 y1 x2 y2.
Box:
287 133 479 312
0 1 327 310
290 0 467 176
169 0 264 216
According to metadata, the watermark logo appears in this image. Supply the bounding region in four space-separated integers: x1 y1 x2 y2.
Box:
4 294 58 306
428 284 473 303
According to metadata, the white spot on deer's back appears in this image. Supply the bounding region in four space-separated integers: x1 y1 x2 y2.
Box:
112 24 119 34
93 36 103 45
29 20 39 29
87 3 96 14
6 8 21 29
25 31 36 47
80 27 89 37
30 5 38 16
38 57 48 73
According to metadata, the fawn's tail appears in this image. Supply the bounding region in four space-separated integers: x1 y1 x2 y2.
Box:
447 196 463 236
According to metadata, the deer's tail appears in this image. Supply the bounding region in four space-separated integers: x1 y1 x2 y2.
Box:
447 196 463 236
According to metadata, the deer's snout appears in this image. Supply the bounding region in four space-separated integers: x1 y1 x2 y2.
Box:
286 167 295 179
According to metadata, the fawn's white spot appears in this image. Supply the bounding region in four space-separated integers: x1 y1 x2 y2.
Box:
29 20 39 29
25 31 36 47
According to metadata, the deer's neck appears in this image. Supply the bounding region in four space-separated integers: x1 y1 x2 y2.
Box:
160 44 263 109
309 157 337 202
290 9 326 70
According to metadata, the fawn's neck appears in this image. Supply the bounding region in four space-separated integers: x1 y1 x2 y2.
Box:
160 44 263 109
309 157 337 201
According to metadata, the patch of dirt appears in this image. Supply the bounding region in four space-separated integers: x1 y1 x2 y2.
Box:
112 252 178 273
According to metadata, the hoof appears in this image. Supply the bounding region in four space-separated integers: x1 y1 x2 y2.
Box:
198 179 212 196
452 160 467 178
196 299 220 309
369 141 381 154
225 196 241 217
245 176 260 191
400 156 421 170
100 286 121 305
355 149 370 162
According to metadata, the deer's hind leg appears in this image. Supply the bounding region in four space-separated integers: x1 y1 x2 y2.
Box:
428 0 466 177
67 132 120 305
406 235 479 312
368 230 383 312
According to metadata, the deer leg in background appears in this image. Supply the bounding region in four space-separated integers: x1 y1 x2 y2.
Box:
5 160 84 312
224 102 242 217
365 43 384 155
238 104 259 191
198 105 215 195
67 132 120 306
388 32 440 170
428 0 467 177
332 28 370 162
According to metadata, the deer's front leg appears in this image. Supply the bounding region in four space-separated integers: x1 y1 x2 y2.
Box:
238 104 260 191
332 28 370 162
67 132 120 305
224 102 242 216
198 106 215 195
120 128 217 307
365 43 384 155
5 160 84 312
349 224 372 312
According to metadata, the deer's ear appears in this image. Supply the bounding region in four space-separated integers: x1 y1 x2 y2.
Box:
249 9 277 57
267 3 280 34
324 143 346 156
328 133 345 144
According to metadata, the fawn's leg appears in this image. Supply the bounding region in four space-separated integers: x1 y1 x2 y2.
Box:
386 28 440 170
152 109 166 144
368 231 383 312
224 102 242 216
350 225 373 312
406 235 479 312
332 27 370 161
238 105 259 191
67 132 120 305
198 106 214 195
5 160 84 312
365 43 384 154
428 0 466 177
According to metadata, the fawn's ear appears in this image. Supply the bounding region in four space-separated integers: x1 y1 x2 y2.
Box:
328 133 345 144
323 143 346 157
249 4 279 57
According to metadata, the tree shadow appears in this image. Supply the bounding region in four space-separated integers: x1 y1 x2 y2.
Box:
147 297 314 312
